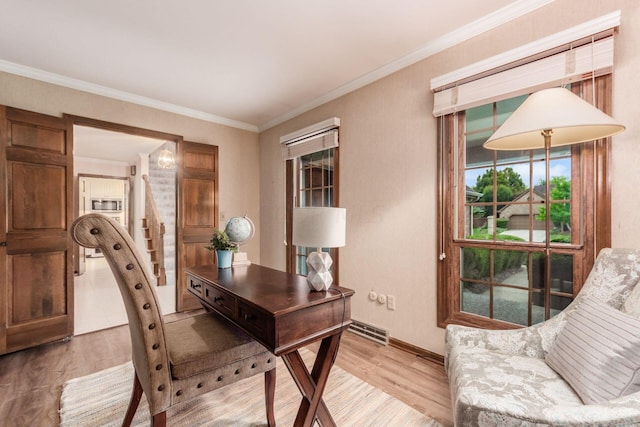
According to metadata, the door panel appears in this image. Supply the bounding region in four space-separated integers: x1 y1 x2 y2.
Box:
1 106 73 355
177 141 217 311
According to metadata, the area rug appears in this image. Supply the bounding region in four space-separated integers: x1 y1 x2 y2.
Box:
59 349 441 426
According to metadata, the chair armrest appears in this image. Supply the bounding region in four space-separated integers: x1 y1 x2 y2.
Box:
444 314 565 371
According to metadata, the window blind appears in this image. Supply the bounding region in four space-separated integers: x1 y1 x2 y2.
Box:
432 36 614 117
281 117 340 160
430 11 621 117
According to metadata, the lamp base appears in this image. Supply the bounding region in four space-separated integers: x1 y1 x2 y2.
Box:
306 251 333 291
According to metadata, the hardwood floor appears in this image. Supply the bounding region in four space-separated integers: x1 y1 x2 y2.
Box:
0 313 453 427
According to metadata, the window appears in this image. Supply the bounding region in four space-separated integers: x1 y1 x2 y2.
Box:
282 119 340 277
292 148 337 275
437 76 613 329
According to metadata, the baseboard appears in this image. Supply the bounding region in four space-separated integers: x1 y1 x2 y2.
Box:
389 337 445 365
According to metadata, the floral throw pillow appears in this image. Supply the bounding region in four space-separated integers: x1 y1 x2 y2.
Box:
622 283 640 318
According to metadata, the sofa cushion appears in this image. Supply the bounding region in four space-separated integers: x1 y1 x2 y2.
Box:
448 344 583 424
545 297 640 404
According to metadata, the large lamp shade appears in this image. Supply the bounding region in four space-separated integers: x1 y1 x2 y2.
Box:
484 87 625 150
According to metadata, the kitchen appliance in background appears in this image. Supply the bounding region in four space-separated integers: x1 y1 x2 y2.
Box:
91 198 123 212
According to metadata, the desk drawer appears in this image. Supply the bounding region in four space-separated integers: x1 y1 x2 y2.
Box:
237 301 268 340
204 284 235 317
188 276 204 296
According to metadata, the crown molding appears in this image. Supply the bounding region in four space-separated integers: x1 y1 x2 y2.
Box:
258 0 555 131
430 10 621 90
0 60 259 133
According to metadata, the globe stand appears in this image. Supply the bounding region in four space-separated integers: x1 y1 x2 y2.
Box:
232 251 251 267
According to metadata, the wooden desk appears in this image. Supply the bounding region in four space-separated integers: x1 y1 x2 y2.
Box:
185 264 354 427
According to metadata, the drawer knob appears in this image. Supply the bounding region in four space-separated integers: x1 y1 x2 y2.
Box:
214 296 224 303
192 283 201 289
243 313 256 321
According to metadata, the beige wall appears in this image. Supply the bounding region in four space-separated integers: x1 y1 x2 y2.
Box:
0 71 262 263
259 0 640 355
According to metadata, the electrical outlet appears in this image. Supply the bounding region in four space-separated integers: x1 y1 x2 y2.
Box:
387 295 396 310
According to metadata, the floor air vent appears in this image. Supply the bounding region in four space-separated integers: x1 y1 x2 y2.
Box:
349 319 389 345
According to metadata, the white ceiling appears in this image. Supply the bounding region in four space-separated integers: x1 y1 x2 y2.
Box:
0 0 554 137
73 125 169 163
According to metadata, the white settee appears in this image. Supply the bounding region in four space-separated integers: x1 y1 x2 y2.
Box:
445 248 640 426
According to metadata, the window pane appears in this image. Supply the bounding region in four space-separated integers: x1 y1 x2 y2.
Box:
461 247 490 281
461 281 489 318
550 253 573 294
494 250 528 288
466 130 494 168
493 286 529 325
466 104 493 132
496 94 526 126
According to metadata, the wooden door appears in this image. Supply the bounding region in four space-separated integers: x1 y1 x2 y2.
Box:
0 107 73 355
176 141 217 311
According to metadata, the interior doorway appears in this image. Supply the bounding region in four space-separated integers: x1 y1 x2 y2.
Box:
73 123 178 335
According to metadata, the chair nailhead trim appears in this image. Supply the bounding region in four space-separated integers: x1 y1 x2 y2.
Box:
267 358 272 363
235 369 240 375
149 323 156 330
152 343 160 349
135 283 143 289
251 363 256 368
90 228 99 235
217 376 223 381
158 385 165 391
156 364 162 370
113 243 122 250
143 303 150 309
176 390 183 396
197 383 203 388
126 263 134 270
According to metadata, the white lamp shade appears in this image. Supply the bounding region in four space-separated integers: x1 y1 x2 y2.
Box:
484 87 625 150
292 207 346 248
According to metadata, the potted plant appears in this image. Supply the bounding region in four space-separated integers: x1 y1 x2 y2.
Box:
205 229 237 268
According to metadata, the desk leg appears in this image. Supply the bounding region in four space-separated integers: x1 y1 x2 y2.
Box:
282 332 342 427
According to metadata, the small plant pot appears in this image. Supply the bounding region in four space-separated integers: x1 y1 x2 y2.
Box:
216 250 233 269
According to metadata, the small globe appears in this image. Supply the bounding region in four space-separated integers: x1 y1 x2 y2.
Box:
224 215 255 245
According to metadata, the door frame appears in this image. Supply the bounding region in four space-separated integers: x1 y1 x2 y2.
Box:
66 115 183 309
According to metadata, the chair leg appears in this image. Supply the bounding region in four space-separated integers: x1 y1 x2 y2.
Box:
265 368 276 427
122 373 143 427
151 412 167 427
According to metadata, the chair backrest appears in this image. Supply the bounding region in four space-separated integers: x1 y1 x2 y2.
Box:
577 248 640 309
540 248 640 341
71 213 171 413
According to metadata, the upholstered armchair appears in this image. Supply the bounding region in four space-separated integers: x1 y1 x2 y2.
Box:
71 213 276 427
445 248 640 426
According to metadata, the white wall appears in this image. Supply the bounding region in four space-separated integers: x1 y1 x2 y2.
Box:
259 0 640 356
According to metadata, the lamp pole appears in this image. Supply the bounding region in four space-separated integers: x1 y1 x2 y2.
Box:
542 129 552 320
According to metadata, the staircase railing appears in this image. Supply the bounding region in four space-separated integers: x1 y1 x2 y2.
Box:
142 174 166 285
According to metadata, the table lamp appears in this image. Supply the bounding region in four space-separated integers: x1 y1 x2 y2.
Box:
293 207 346 291
484 87 624 314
